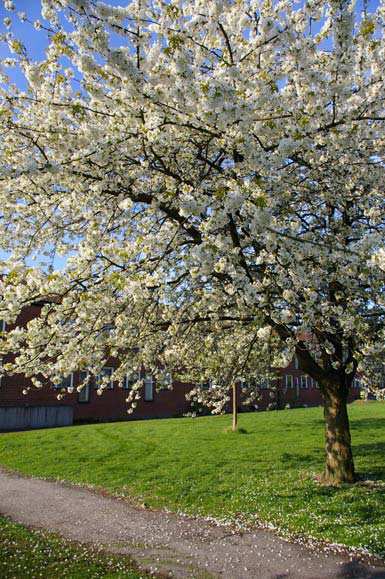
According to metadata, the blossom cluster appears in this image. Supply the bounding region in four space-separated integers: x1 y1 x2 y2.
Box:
0 0 385 411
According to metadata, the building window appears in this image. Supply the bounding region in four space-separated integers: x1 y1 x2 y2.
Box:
54 374 73 390
201 380 212 390
259 378 270 390
0 320 6 333
285 375 293 389
160 371 172 389
78 384 90 402
96 367 114 390
144 375 154 401
244 378 269 390
294 356 299 370
78 371 90 402
300 375 308 389
125 371 139 390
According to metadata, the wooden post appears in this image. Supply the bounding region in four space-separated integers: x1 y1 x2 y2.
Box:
232 382 238 432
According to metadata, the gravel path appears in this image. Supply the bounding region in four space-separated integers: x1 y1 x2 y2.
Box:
1 469 385 578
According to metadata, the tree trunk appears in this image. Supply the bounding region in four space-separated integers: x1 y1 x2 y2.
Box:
323 386 355 484
232 382 238 432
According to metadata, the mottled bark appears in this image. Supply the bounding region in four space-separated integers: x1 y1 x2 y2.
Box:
322 387 355 484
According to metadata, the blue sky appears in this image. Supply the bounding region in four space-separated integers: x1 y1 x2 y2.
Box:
0 0 130 89
1 0 381 64
0 0 381 271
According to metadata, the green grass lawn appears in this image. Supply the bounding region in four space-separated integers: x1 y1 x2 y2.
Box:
0 516 148 578
1 402 385 558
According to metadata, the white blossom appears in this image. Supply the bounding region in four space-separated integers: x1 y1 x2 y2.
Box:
0 0 383 439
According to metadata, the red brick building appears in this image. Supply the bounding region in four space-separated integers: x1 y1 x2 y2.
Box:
0 305 362 428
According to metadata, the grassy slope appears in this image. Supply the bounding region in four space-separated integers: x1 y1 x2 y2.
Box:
0 402 384 557
0 516 148 578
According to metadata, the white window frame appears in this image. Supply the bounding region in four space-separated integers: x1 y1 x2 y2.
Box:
300 375 308 389
201 379 212 390
144 375 154 401
285 374 293 389
162 371 173 388
257 378 269 390
124 371 139 390
78 383 90 402
96 367 114 390
78 371 90 403
54 373 74 390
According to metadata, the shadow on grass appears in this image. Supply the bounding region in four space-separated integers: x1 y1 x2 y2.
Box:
281 440 385 491
223 427 250 434
354 441 385 480
350 418 385 431
312 414 385 429
280 452 319 468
